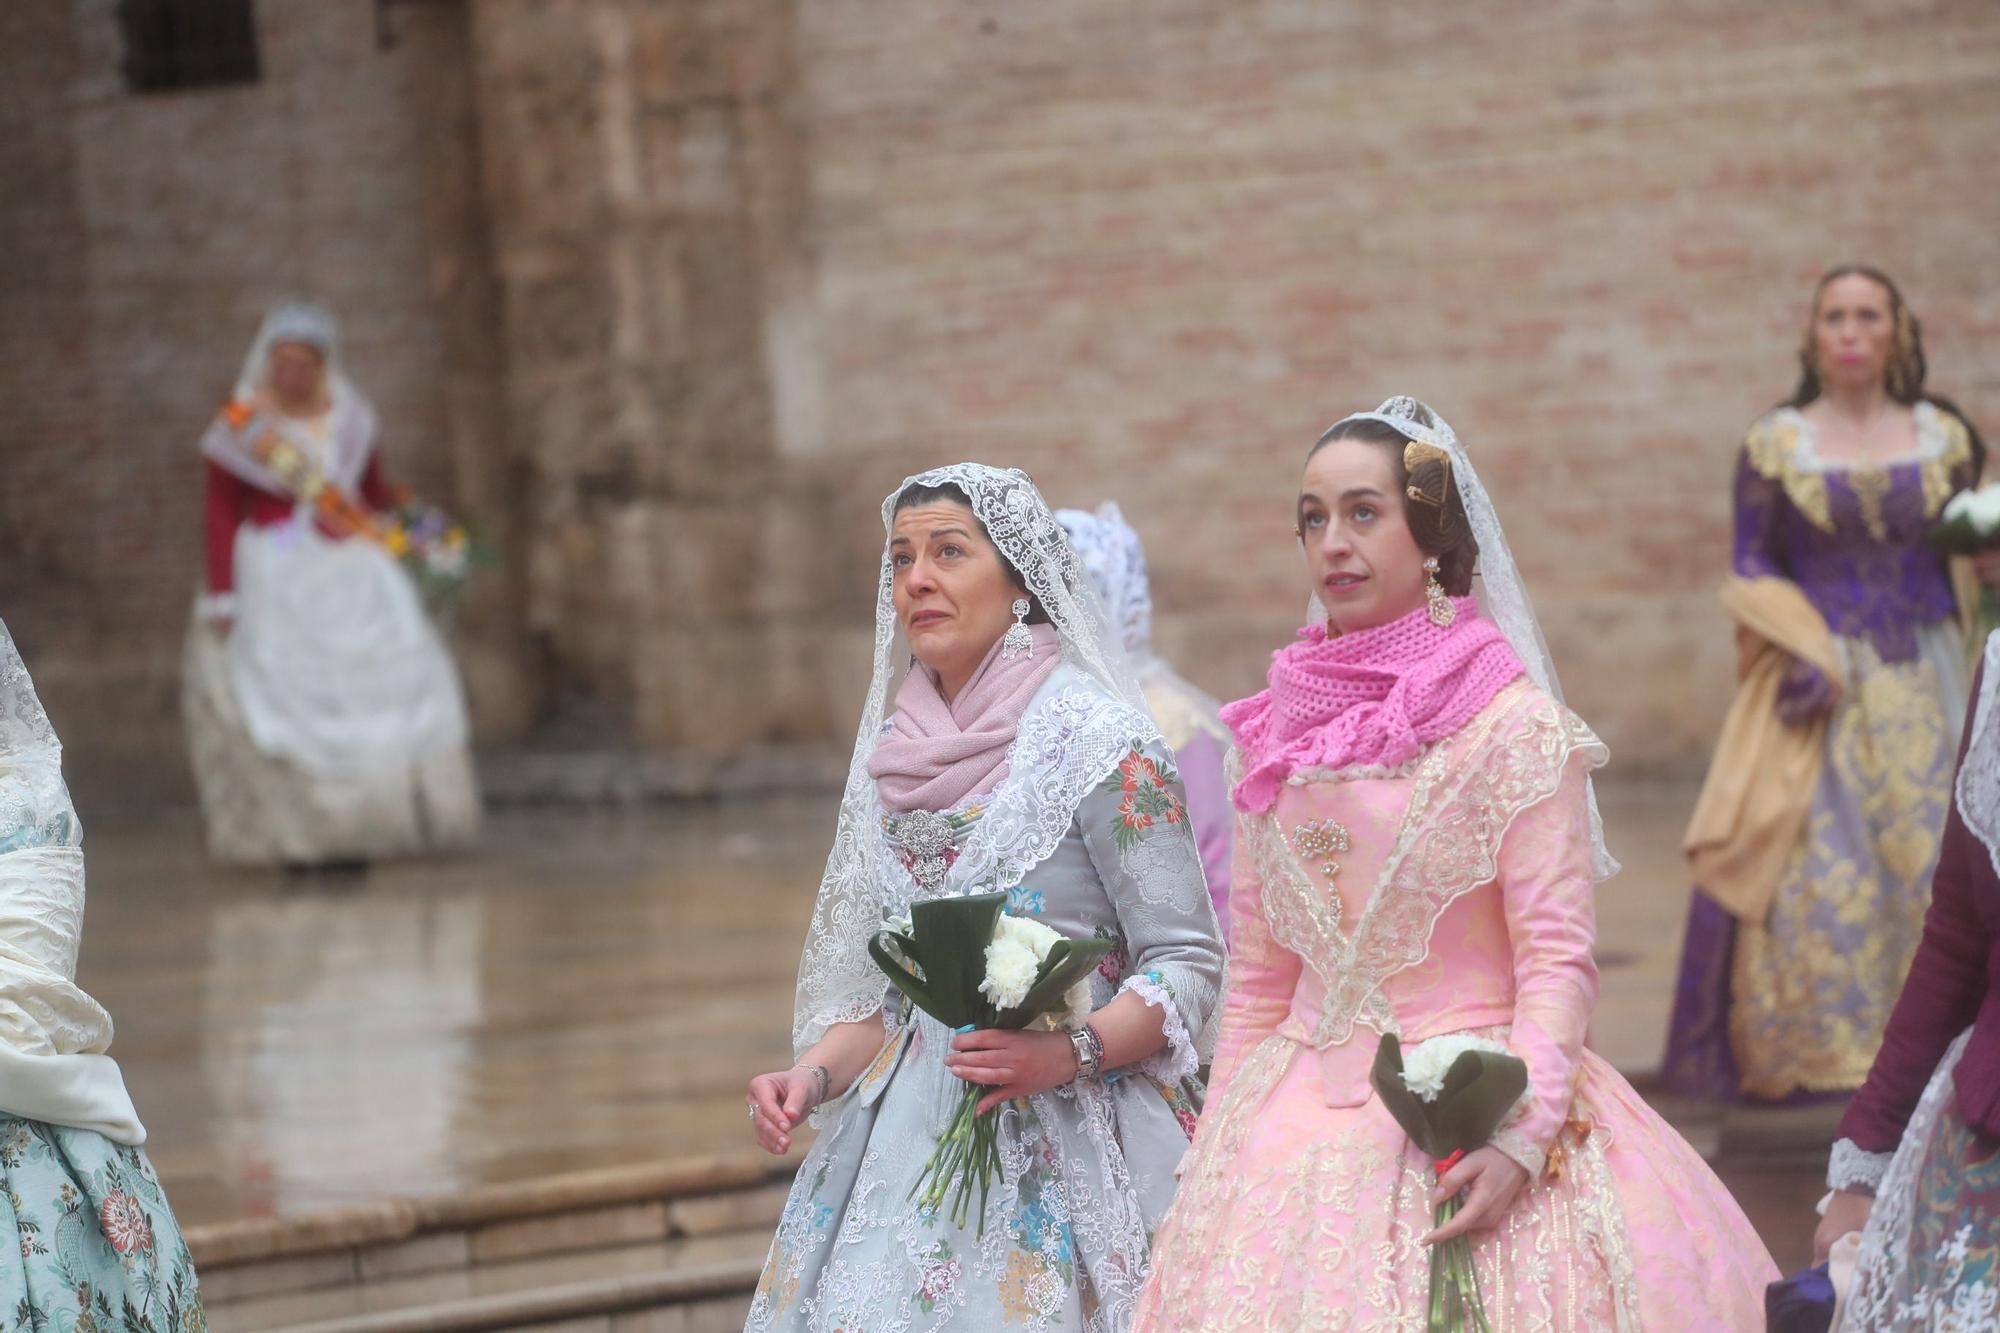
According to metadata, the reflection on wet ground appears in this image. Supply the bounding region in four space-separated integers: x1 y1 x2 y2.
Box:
83 799 823 1228
78 780 1828 1269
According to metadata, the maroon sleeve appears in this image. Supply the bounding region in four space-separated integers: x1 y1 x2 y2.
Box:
204 460 247 595
357 450 400 513
1836 665 1990 1152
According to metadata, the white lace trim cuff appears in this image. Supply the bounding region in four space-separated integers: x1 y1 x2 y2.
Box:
1828 1137 1893 1196
196 592 238 620
1118 972 1198 1084
1489 1124 1546 1180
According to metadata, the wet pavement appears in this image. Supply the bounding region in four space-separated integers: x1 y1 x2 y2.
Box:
77 778 1828 1271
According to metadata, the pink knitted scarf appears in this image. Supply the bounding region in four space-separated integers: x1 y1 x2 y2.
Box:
1221 599 1525 813
869 623 1062 814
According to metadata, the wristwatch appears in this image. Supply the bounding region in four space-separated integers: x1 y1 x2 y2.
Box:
1068 1025 1101 1081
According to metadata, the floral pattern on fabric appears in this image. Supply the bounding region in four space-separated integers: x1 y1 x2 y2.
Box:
1845 1035 2000 1331
1099 750 1185 854
0 1116 205 1333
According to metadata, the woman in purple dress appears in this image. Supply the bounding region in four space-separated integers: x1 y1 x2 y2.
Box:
1664 266 1992 1103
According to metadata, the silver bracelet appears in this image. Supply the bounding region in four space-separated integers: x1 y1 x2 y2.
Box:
798 1062 832 1108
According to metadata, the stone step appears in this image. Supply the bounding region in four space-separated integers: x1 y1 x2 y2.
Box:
190 1152 796 1332
274 1257 760 1333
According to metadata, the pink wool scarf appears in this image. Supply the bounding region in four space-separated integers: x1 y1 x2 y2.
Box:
1221 599 1526 813
868 623 1062 814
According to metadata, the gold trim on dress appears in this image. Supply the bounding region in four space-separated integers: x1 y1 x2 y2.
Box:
1741 402 1972 538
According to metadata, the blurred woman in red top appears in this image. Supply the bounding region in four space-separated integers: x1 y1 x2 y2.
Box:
183 300 479 866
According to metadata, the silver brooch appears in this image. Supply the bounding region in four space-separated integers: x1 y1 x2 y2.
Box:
890 809 956 893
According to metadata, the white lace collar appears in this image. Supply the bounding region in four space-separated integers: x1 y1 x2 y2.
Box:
1776 399 1950 476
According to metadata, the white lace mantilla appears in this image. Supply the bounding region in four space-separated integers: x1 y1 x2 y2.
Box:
791 463 1156 1056
797 666 1160 1052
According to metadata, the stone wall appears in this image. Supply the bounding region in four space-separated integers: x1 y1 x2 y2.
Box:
0 0 536 808
6 0 1999 799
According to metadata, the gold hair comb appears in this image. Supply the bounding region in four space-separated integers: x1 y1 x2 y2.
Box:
1402 439 1451 508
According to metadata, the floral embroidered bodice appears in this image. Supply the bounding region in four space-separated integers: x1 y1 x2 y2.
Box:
1734 402 1974 661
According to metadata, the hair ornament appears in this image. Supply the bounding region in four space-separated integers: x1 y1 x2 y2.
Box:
1402 439 1452 508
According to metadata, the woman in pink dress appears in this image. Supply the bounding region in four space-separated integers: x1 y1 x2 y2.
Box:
1132 397 1776 1331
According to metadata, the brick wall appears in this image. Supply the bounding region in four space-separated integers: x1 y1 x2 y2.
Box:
779 0 2000 770
5 0 1998 799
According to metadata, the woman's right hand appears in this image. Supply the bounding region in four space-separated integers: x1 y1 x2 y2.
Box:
1776 657 1836 726
746 1067 817 1155
1814 1189 1873 1265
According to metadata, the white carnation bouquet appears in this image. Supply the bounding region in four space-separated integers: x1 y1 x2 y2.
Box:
870 893 1111 1231
1372 1032 1531 1332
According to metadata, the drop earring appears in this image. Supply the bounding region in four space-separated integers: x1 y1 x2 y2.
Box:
1424 558 1456 628
1001 598 1035 659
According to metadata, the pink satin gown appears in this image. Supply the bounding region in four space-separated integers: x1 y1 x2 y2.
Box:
1134 681 1777 1331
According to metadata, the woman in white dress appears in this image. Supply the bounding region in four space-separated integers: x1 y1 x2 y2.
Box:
183 300 480 866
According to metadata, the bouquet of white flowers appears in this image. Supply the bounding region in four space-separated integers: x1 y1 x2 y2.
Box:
1372 1032 1530 1332
1931 483 2000 647
871 893 1111 1231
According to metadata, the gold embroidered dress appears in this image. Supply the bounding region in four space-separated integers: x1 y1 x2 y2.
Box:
1132 682 1776 1331
1664 403 1975 1100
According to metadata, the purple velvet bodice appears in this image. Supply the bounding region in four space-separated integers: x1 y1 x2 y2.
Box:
1732 403 1974 662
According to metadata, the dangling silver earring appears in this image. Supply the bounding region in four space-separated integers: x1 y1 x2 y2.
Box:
1001 598 1035 659
1423 558 1456 628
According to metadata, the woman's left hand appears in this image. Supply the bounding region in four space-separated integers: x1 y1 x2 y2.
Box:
1424 1146 1531 1245
946 1028 1080 1115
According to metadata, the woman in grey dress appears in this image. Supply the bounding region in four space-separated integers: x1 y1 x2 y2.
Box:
744 464 1225 1333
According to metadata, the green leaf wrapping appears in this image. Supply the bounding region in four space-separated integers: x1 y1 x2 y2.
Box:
993 938 1117 1030
1369 1034 1530 1160
1430 1052 1529 1154
1370 1035 1442 1159
870 894 1117 1034
868 893 1008 1029
868 930 944 1024
1927 510 1992 557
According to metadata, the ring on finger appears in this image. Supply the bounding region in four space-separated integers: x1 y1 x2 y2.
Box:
747 1103 757 1121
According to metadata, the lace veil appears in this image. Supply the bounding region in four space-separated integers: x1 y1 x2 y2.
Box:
200 299 377 497
1317 396 1619 881
1054 501 1153 660
792 464 1152 1054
